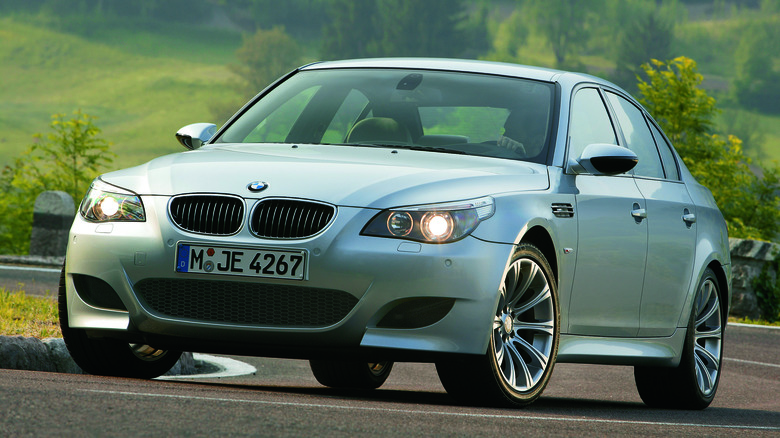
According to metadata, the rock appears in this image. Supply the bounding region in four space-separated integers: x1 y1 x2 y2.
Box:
0 336 56 372
1 336 196 376
29 191 75 257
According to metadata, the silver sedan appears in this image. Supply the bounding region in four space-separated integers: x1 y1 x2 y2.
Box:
61 58 730 409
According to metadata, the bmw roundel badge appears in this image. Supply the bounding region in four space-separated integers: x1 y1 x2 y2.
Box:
247 181 268 192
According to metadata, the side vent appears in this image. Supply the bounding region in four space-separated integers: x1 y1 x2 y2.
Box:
552 203 575 218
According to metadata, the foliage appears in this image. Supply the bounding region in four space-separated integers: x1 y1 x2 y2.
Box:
320 0 481 60
526 0 601 69
232 26 303 98
0 110 114 254
733 19 780 114
638 57 780 241
320 0 381 60
484 9 530 63
751 250 780 323
210 26 305 123
0 288 60 338
610 0 674 91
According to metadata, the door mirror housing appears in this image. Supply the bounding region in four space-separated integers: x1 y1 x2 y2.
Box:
175 123 217 150
571 143 638 176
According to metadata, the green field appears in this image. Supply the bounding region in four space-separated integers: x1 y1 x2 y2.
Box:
0 16 243 171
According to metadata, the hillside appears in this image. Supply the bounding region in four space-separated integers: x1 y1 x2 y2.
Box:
0 17 242 171
0 7 777 172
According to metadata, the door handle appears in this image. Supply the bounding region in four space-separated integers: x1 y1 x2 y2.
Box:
631 203 647 221
683 208 696 225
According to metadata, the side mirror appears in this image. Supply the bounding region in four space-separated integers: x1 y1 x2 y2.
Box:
573 143 638 176
175 123 217 150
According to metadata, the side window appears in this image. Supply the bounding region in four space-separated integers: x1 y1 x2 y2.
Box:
321 89 370 144
605 92 664 179
568 88 618 161
648 121 680 181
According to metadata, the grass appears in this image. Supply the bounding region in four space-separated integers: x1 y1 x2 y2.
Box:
0 288 61 338
729 316 780 327
0 16 243 171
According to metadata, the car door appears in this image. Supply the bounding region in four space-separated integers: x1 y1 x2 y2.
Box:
604 92 697 337
566 87 648 337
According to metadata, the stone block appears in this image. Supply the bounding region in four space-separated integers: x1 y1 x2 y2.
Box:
29 191 75 257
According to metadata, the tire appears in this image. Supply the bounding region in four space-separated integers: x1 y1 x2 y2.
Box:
634 267 724 409
58 264 182 379
436 243 560 407
309 360 393 389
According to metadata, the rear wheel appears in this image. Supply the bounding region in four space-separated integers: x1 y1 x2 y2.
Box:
58 264 182 378
436 244 559 407
634 267 724 409
309 360 393 389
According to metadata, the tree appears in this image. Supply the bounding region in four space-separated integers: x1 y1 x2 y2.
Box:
231 26 303 98
527 0 600 69
484 9 530 63
733 21 780 114
320 0 482 60
372 0 469 57
638 57 780 241
320 0 379 59
0 110 115 254
611 1 674 91
211 26 304 123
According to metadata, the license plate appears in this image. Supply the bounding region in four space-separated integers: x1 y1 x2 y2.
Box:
175 244 306 280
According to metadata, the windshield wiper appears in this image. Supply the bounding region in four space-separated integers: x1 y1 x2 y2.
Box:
337 143 466 155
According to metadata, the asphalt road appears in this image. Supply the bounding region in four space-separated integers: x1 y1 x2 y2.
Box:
1 324 778 436
0 264 60 297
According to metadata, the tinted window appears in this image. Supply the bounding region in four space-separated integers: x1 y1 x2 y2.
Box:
568 88 618 160
606 92 664 179
217 69 555 163
648 121 680 181
321 89 369 144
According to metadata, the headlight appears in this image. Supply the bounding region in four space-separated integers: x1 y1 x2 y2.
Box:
361 196 494 243
79 179 146 222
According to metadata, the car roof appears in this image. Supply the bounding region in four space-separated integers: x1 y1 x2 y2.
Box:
300 58 617 89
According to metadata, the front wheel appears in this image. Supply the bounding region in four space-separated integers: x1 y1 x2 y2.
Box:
436 244 559 407
634 267 724 409
58 264 182 379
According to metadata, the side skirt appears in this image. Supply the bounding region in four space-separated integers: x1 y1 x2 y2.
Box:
557 329 686 367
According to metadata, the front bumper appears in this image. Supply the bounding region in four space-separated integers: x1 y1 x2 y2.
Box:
65 195 514 359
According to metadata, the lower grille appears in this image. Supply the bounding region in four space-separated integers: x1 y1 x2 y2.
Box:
134 279 357 327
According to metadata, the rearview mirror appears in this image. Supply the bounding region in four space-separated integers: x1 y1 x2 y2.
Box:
573 143 638 176
175 123 217 150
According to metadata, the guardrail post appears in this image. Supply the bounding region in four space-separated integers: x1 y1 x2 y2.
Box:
29 191 75 257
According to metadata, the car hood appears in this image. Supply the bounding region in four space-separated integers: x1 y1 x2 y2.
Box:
101 144 549 208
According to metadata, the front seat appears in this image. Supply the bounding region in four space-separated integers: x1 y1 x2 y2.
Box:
345 117 411 144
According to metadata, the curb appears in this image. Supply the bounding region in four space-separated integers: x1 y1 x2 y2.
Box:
0 255 64 268
0 336 201 376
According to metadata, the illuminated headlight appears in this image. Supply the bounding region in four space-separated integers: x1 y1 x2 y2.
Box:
79 179 145 222
362 196 494 243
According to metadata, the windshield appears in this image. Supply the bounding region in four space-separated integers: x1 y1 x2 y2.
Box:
215 68 555 163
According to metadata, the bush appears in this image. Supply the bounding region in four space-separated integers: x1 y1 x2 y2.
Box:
638 57 780 241
0 110 114 254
